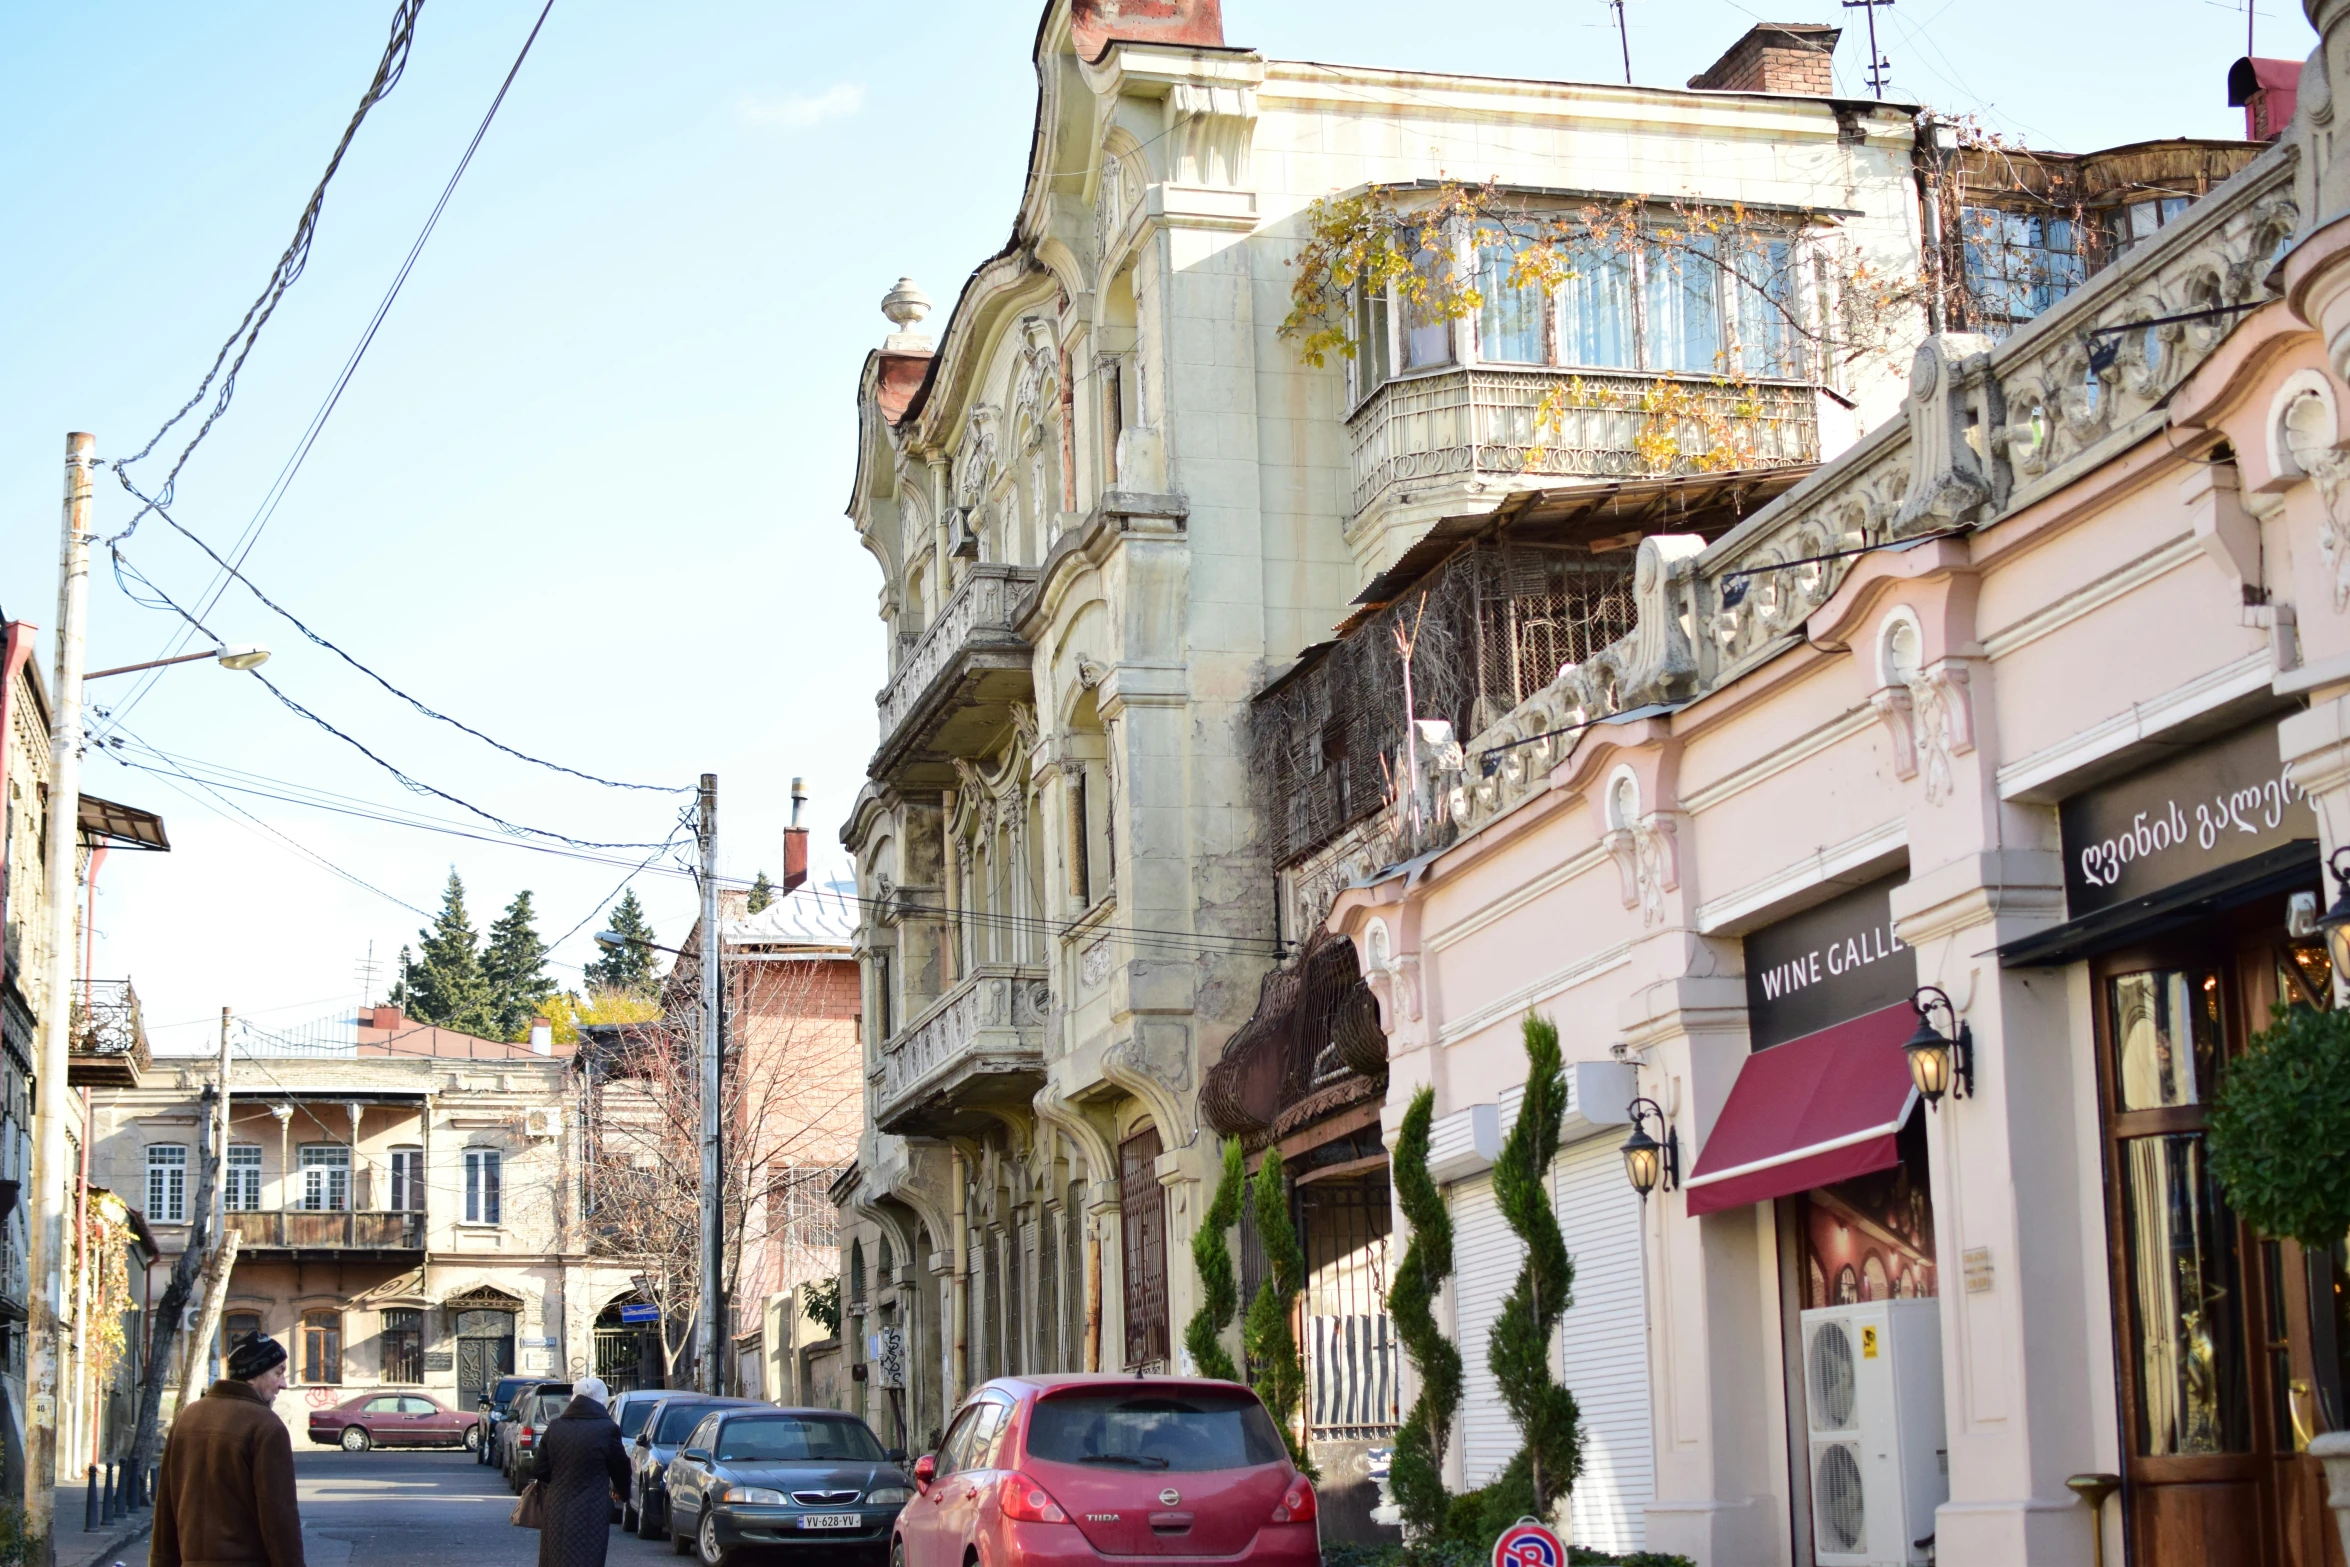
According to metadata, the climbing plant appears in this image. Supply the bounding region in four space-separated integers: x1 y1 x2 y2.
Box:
1185 1137 1247 1381
1389 1086 1462 1538
1244 1145 1313 1472
1488 1012 1582 1523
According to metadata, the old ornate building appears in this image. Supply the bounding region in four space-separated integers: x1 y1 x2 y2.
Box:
834 0 1935 1531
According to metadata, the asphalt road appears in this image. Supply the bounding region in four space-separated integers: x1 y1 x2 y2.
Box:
287 1447 678 1567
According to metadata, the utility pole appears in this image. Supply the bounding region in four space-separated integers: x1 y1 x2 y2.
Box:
27 434 94 1555
25 441 94 1559
1606 0 1631 85
696 774 722 1395
1842 0 1894 99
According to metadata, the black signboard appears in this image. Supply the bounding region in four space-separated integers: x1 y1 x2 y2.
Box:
1744 874 1917 1051
2059 721 2313 917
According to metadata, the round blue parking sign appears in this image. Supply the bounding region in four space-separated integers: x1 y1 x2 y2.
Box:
1493 1519 1566 1567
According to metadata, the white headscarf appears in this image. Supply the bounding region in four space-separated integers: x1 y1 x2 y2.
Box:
576 1376 610 1408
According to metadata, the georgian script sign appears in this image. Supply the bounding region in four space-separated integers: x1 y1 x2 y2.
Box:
2060 721 2314 917
1744 874 1917 1051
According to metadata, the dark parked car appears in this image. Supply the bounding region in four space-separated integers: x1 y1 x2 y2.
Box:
893 1377 1316 1567
476 1376 536 1466
627 1394 759 1539
662 1407 912 1567
306 1391 482 1453
502 1381 573 1490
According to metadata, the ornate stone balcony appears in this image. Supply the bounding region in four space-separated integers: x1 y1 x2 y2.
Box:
874 563 1039 789
872 964 1050 1137
1348 366 1820 519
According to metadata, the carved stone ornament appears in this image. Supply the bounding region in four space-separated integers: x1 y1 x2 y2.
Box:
1892 334 1998 534
1082 940 1112 988
1873 665 1975 804
2282 386 2350 611
1162 83 1256 189
1621 536 1706 706
1604 815 1680 926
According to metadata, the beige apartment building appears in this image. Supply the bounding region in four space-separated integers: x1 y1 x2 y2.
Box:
90 1010 648 1437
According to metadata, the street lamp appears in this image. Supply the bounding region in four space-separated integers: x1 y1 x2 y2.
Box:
1621 1097 1679 1199
595 929 688 959
1904 985 1974 1108
85 643 270 680
2317 847 2350 983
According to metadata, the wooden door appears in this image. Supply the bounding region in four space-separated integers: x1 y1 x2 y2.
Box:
2094 903 2345 1567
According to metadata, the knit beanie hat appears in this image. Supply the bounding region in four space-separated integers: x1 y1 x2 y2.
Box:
227 1334 287 1380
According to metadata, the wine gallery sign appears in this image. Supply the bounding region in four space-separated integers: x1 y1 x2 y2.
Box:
2059 721 2314 917
1743 874 1918 1051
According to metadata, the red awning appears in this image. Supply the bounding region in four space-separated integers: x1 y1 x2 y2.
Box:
1683 1001 1919 1217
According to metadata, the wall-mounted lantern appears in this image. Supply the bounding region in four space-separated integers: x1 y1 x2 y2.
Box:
1904 985 1974 1108
1621 1096 1679 1199
2317 847 2350 982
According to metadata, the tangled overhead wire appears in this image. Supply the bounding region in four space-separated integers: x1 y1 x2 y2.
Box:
107 0 427 544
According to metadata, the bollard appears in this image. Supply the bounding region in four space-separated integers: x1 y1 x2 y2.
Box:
83 1464 99 1531
105 1461 120 1524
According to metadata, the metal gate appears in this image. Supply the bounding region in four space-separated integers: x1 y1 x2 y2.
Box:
456 1328 514 1412
1118 1126 1169 1371
594 1327 645 1392
1299 1175 1399 1440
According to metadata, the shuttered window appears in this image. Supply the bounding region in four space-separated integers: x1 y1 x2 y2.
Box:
1445 1121 1654 1554
1119 1125 1169 1370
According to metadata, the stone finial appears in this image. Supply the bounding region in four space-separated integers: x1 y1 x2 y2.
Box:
881 277 932 352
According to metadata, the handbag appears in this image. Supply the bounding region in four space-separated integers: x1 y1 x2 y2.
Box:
511 1478 544 1529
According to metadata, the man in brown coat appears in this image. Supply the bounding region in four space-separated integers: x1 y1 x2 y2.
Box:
152 1334 305 1567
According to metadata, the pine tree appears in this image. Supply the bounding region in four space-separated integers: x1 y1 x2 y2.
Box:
483 890 555 1040
583 888 663 994
1243 1146 1312 1472
387 945 416 1012
1390 1086 1461 1537
1487 1013 1582 1523
746 872 775 914
1184 1138 1247 1382
406 871 498 1038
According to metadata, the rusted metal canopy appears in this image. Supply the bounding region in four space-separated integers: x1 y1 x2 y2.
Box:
78 793 169 852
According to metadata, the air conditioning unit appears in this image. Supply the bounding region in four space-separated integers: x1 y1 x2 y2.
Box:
1801 1300 1947 1567
523 1107 561 1139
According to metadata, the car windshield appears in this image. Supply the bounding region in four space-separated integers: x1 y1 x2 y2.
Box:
656 1403 721 1443
615 1399 656 1439
1026 1389 1286 1474
491 1378 531 1411
715 1416 885 1464
531 1387 572 1421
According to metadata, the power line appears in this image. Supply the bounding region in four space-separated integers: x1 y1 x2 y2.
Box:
101 559 675 852
102 0 559 737
107 0 427 544
112 480 681 793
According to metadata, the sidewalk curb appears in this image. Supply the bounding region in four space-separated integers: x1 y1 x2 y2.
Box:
62 1513 153 1567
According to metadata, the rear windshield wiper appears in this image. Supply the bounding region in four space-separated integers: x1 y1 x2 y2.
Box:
1076 1454 1169 1469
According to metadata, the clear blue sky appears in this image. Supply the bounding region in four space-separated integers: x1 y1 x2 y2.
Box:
0 0 2310 1050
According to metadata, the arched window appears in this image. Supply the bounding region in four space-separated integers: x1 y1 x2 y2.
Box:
849 1238 867 1307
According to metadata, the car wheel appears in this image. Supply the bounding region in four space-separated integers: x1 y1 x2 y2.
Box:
697 1511 730 1567
637 1492 667 1540
464 1426 481 1453
340 1427 371 1454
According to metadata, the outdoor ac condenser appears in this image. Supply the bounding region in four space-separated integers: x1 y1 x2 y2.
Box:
1801 1299 1947 1567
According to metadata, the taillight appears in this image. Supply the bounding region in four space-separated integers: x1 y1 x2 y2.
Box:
518 1429 534 1448
1270 1477 1316 1524
998 1472 1069 1524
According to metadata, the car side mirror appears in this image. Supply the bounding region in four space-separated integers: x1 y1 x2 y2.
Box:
682 1448 711 1463
911 1454 936 1490
886 1448 907 1464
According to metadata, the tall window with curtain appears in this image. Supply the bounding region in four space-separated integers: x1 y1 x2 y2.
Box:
1477 241 1547 364
1642 235 1726 374
1558 244 1636 370
1734 237 1803 378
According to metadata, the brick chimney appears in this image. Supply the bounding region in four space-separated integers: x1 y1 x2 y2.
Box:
1070 0 1224 63
1688 23 1841 95
783 777 810 894
2230 57 2300 143
366 1004 402 1031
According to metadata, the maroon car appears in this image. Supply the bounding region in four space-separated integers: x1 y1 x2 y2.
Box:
308 1391 483 1453
895 1376 1316 1567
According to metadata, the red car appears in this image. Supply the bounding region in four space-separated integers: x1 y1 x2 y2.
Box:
893 1376 1316 1567
308 1391 483 1453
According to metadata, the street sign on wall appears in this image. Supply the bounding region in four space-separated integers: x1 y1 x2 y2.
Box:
619 1303 659 1324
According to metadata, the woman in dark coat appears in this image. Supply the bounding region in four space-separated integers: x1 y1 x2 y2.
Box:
531 1375 630 1567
